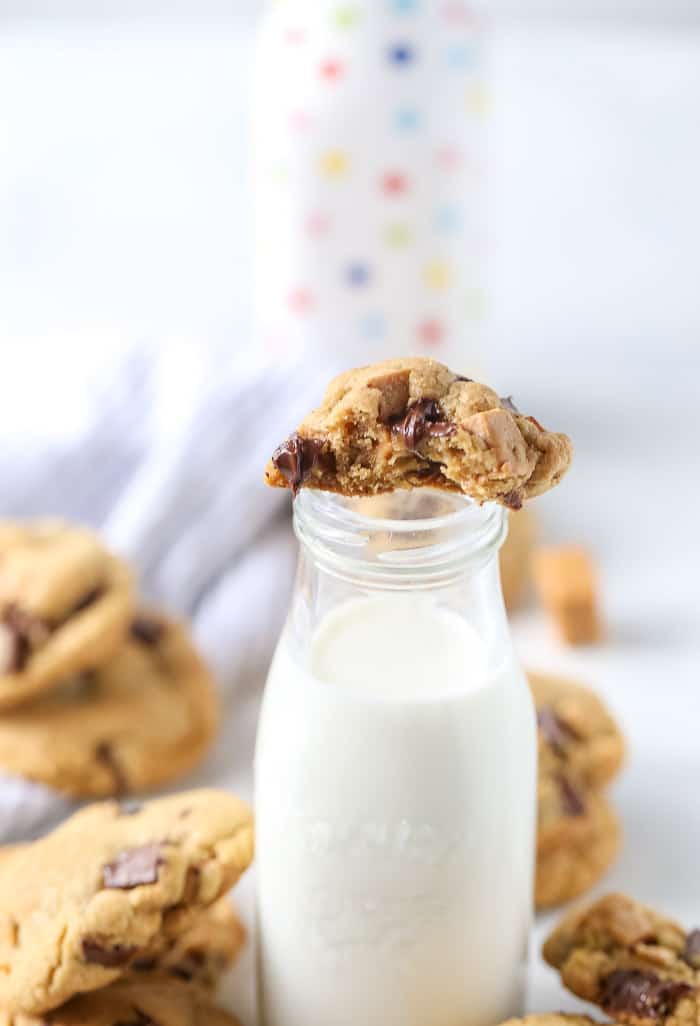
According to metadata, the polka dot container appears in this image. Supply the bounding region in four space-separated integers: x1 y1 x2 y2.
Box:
253 0 488 365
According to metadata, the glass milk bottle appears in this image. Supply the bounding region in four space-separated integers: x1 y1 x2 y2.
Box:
255 489 536 1026
252 0 488 368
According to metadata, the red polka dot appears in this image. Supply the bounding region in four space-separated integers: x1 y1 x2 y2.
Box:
320 58 345 81
305 211 332 239
418 318 446 346
435 145 464 172
289 109 312 132
381 171 409 196
441 1 477 24
265 331 288 356
284 26 305 46
288 288 315 314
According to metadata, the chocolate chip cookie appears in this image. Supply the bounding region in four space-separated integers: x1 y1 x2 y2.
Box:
0 789 254 1015
266 358 572 507
0 976 243 1025
530 672 625 790
532 672 624 908
0 613 219 797
2 844 244 993
131 897 246 990
536 790 621 910
544 894 700 1026
0 521 134 710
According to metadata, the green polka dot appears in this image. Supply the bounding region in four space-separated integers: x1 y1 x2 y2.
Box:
269 162 289 184
384 222 413 247
334 5 361 28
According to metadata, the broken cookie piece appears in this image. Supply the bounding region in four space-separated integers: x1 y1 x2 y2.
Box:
265 358 572 508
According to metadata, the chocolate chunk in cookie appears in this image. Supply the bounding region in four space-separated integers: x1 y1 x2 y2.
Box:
271 435 325 495
601 971 693 1020
103 844 166 889
81 939 139 967
130 616 166 647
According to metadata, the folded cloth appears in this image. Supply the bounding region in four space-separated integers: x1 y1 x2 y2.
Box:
0 338 340 841
0 773 76 844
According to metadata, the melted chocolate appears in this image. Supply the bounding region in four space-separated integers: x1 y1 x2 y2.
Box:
392 399 455 453
272 434 324 495
601 970 693 1019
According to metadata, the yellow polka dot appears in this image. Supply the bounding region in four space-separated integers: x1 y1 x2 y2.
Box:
465 83 489 115
319 150 350 179
424 261 452 290
384 222 413 247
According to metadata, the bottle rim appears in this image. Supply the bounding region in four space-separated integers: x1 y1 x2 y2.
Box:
292 487 507 589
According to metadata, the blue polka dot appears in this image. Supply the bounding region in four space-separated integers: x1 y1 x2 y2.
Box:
359 312 387 339
346 263 371 287
387 42 416 66
435 205 463 234
393 105 421 132
390 0 420 11
445 44 475 70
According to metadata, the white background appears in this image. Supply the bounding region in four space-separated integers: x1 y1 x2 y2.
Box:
1 3 699 1024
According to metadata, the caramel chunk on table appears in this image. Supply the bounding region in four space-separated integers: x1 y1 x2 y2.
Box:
533 545 602 644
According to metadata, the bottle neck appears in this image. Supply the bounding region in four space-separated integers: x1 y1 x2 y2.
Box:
293 489 507 591
286 490 511 674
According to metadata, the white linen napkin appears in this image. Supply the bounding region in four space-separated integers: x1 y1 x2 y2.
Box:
0 337 339 841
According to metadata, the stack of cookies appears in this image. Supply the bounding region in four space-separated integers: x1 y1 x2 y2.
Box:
0 789 254 1025
0 520 219 838
530 672 626 909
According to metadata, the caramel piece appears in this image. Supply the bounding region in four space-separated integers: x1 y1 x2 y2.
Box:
532 545 602 644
